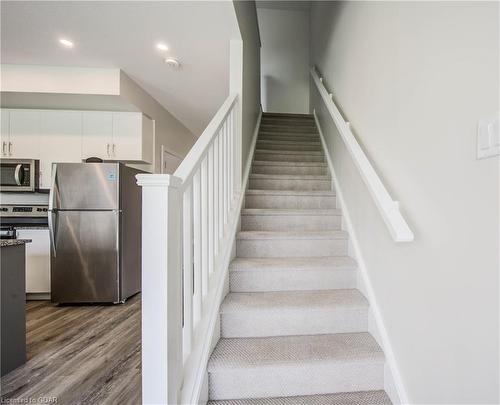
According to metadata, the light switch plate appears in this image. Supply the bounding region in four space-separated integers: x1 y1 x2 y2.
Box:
477 115 500 159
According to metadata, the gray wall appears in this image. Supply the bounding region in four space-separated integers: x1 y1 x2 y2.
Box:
120 72 197 174
258 7 309 113
233 0 261 169
310 1 499 403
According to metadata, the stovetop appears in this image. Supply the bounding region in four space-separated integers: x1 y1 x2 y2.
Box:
0 204 49 227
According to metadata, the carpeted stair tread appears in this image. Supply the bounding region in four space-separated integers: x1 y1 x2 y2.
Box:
221 289 368 313
207 390 392 405
241 208 341 216
208 332 384 370
237 230 348 240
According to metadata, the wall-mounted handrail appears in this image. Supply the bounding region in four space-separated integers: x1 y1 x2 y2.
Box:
311 67 414 242
136 92 242 404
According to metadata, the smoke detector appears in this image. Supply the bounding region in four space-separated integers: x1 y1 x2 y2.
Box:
164 57 180 70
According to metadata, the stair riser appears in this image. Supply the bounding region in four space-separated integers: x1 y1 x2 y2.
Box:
252 165 328 175
258 133 321 142
249 178 331 191
208 362 384 400
256 142 322 152
241 214 341 231
262 113 313 119
230 268 356 292
245 194 336 209
259 134 321 142
254 152 325 163
237 238 348 258
260 126 318 134
261 119 315 126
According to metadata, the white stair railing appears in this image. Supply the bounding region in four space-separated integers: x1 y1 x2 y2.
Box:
311 67 414 242
137 93 241 404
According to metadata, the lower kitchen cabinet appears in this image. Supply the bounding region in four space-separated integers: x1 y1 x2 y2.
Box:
16 229 50 298
1 242 27 376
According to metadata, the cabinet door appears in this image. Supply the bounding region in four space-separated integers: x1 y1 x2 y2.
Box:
9 110 41 159
141 115 154 164
1 109 9 157
16 229 51 294
112 112 142 161
82 112 113 160
40 111 82 189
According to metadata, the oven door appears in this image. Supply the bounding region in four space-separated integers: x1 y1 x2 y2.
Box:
0 159 38 192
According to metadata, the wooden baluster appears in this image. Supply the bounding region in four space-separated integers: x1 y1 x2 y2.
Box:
223 119 228 225
200 157 209 296
192 170 202 326
229 109 233 205
218 130 224 239
208 143 215 274
182 184 193 362
214 136 219 256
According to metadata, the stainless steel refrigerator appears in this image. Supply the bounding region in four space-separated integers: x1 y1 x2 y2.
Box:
49 163 142 304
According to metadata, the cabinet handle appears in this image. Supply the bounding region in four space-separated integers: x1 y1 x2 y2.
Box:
106 143 110 157
8 142 12 156
2 141 5 156
112 143 116 156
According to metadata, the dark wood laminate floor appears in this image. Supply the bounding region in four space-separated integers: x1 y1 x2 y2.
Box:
1 294 141 405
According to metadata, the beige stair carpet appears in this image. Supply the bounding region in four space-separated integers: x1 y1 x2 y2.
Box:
207 112 391 404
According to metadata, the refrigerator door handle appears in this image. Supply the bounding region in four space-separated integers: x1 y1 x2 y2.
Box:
48 164 58 257
49 163 57 211
48 210 57 257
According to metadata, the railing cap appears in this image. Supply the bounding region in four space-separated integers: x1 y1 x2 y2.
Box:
136 174 182 188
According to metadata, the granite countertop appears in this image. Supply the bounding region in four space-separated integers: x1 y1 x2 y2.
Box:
0 239 32 247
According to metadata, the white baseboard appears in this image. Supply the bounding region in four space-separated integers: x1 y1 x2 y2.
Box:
314 110 408 405
194 109 262 405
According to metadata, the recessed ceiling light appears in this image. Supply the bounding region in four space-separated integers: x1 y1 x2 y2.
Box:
156 43 169 51
59 38 74 48
164 57 180 69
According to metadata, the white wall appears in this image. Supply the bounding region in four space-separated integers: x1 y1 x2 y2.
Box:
120 72 196 174
233 0 262 169
310 1 499 404
257 7 309 113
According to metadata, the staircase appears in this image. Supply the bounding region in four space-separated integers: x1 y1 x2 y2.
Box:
207 113 391 404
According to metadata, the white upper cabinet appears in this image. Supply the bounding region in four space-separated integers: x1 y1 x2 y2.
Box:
1 109 9 157
8 110 41 159
1 108 155 188
112 113 153 163
82 111 113 160
40 111 83 189
81 112 153 163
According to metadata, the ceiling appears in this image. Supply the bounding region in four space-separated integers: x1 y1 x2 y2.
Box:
0 1 240 136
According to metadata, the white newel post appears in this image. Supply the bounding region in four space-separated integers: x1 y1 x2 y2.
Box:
136 174 183 405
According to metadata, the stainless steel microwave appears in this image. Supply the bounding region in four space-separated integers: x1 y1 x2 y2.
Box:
0 159 39 192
